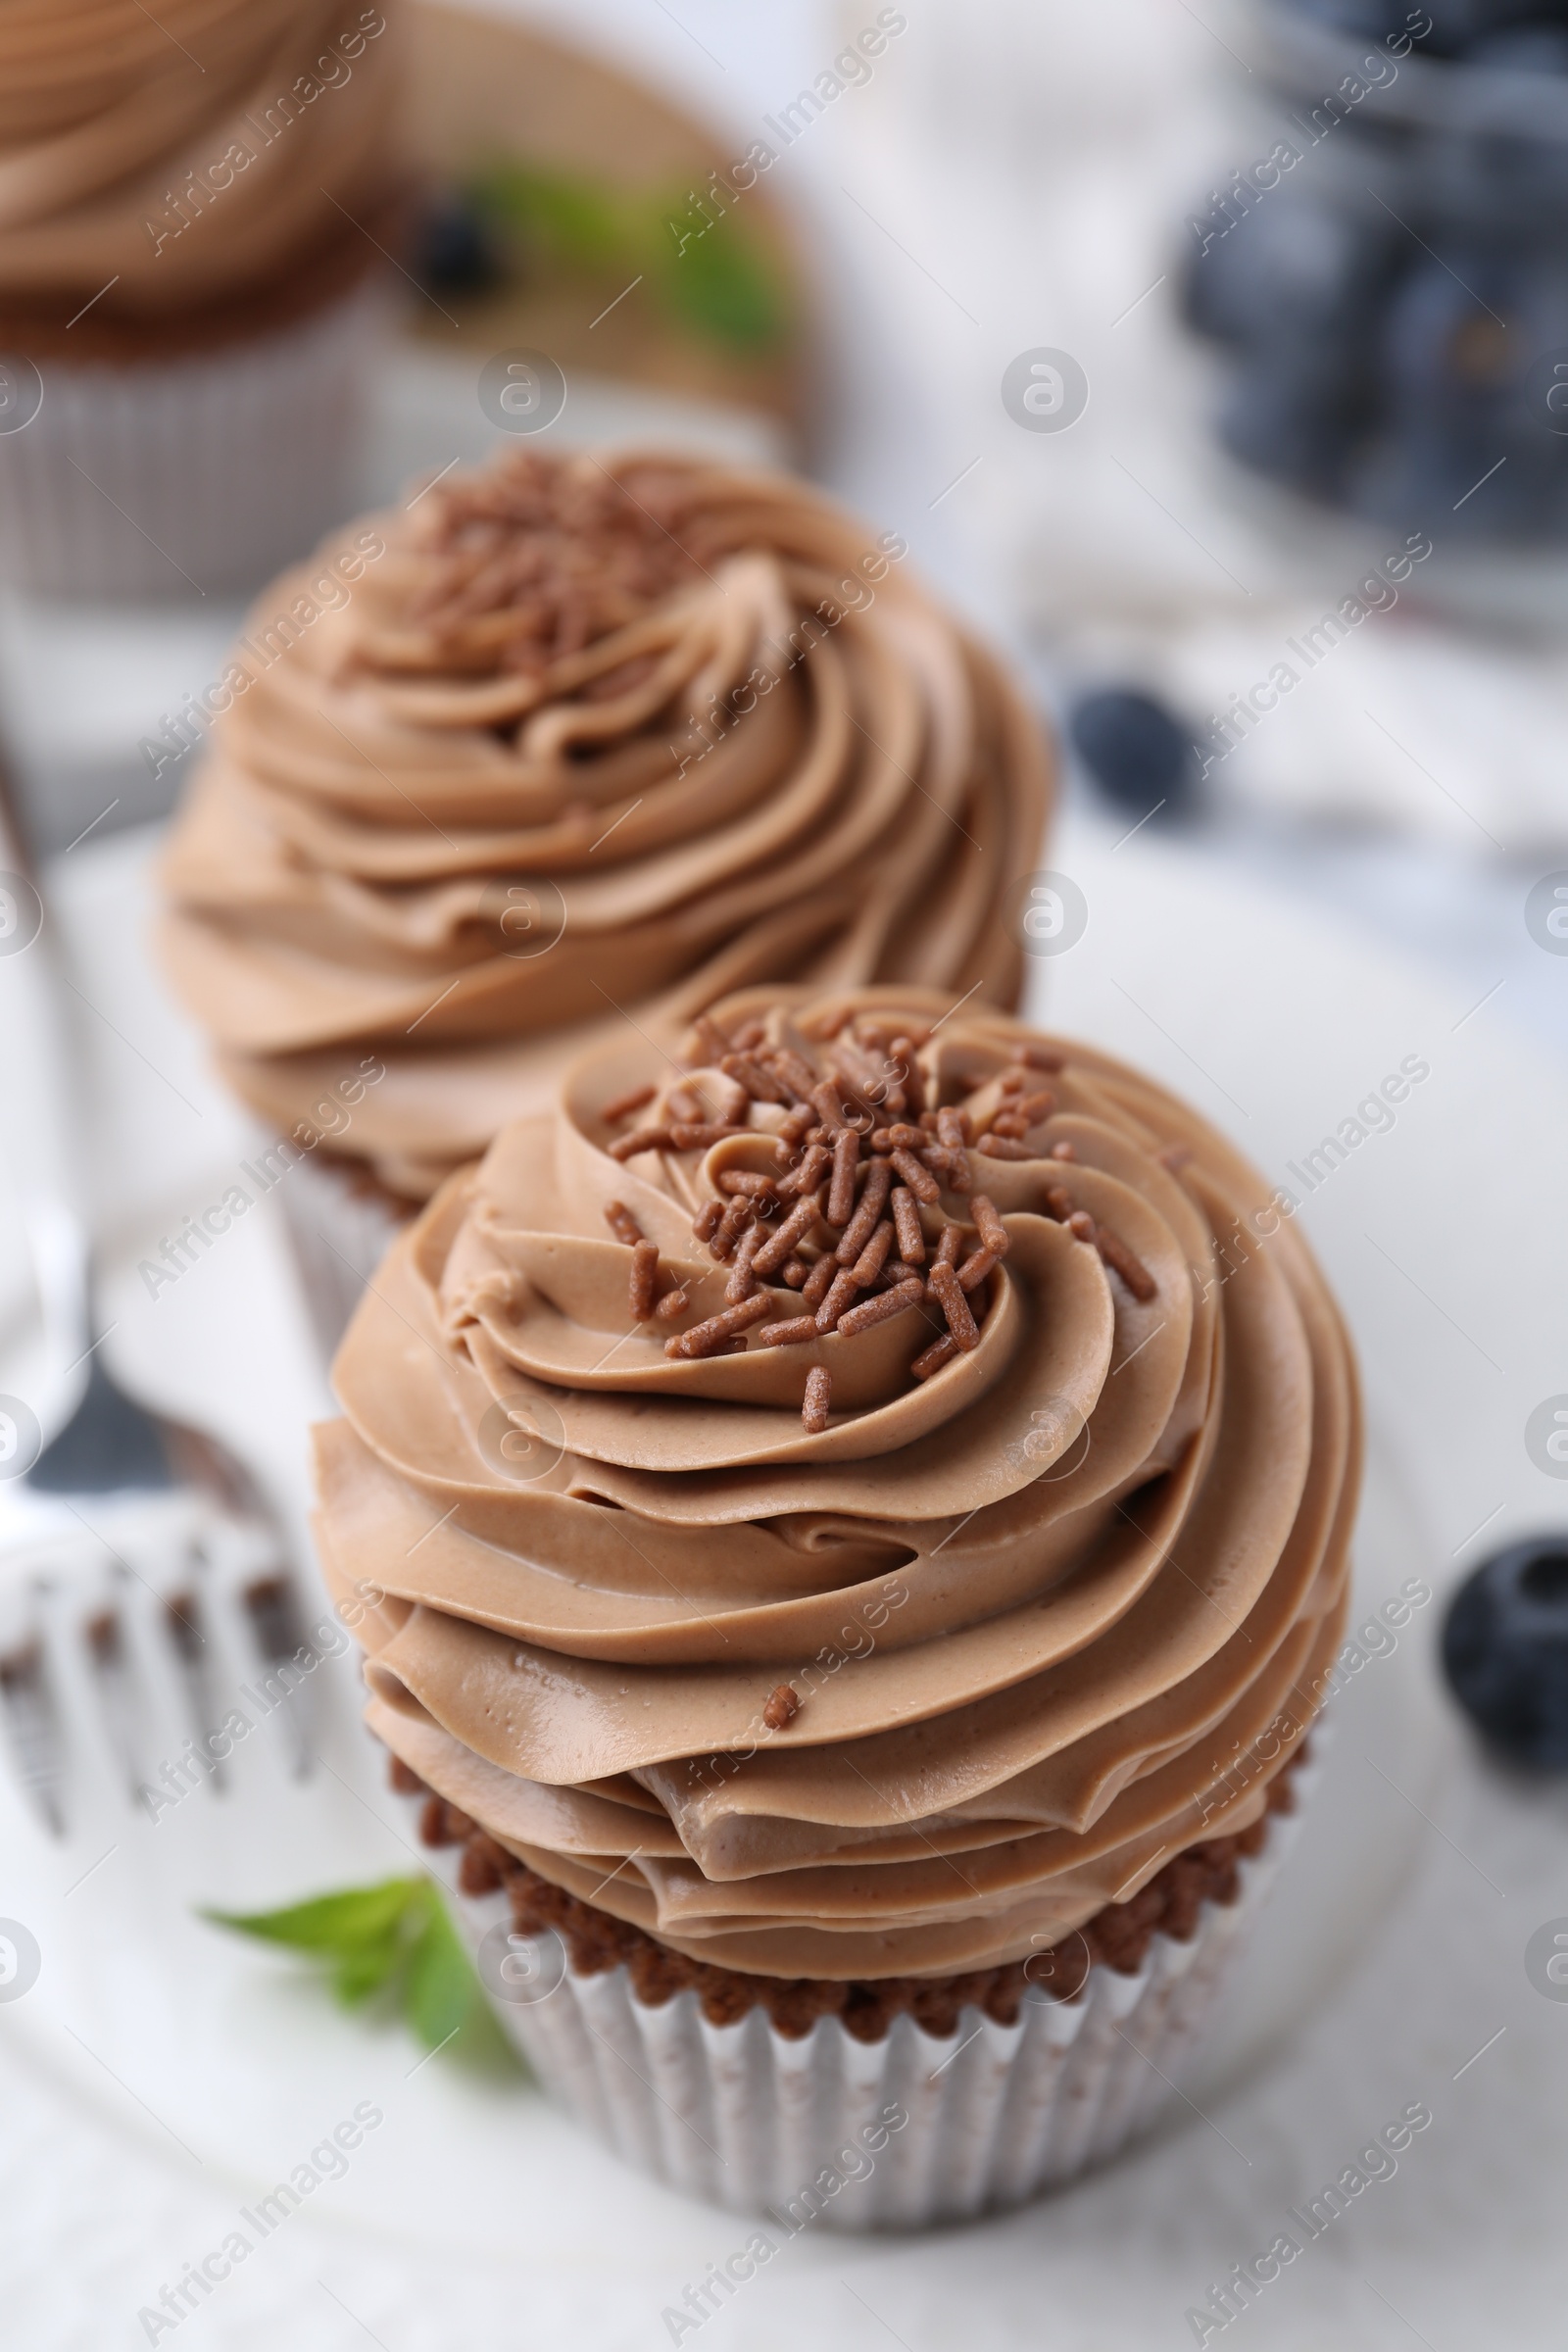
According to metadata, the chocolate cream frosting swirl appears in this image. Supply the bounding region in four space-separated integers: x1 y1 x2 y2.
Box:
160 451 1054 1199
0 0 399 327
315 985 1360 1981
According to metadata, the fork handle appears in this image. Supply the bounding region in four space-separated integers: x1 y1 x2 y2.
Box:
0 804 92 1416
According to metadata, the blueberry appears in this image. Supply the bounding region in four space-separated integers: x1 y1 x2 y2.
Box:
1348 424 1509 532
1068 689 1196 819
1182 187 1397 355
1283 0 1544 56
1218 338 1372 498
1423 0 1545 51
1285 0 1439 38
1419 113 1568 228
1280 0 1449 53
1352 251 1568 537
1443 1535 1568 1769
416 192 504 296
1376 248 1512 404
1465 25 1568 70
1183 189 1392 499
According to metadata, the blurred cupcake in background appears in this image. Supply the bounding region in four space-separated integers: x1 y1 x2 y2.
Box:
0 0 405 596
158 446 1054 1347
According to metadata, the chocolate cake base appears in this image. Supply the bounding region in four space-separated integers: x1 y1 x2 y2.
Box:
277 1148 420 1363
0 198 407 366
394 1750 1305 2044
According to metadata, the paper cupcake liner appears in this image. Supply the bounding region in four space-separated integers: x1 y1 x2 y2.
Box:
418 1764 1317 2229
274 1143 412 1364
0 277 390 598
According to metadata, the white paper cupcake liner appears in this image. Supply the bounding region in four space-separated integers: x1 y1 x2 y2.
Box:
0 275 390 598
418 1763 1317 2229
273 1142 411 1364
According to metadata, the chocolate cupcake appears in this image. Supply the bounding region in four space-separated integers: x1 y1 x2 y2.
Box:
0 0 403 595
159 450 1053 1343
314 984 1359 2222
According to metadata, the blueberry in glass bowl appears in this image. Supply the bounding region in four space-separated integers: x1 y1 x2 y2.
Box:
1345 250 1568 535
1442 1536 1568 1770
1183 185 1399 503
1282 1 1568 61
1183 0 1568 540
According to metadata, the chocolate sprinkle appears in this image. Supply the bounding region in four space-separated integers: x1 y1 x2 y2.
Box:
910 1333 958 1381
762 1682 803 1730
604 1200 644 1248
629 1239 660 1321
928 1262 980 1349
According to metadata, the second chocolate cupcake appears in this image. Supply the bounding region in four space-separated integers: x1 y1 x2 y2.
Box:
159 449 1053 1332
0 0 405 594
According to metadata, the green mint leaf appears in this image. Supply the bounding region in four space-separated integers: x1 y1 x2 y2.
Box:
201 1877 521 2072
654 212 787 350
202 1878 428 1956
406 1898 478 2049
467 162 787 353
329 1925 411 2009
470 164 635 272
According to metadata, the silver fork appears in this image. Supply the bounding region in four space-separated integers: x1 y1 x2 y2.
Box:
0 1287 319 1833
0 794 317 1834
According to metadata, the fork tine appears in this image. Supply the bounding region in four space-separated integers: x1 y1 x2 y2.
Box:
241 1573 315 1781
0 1601 67 1836
82 1569 150 1808
163 1549 228 1794
0 1488 329 1830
